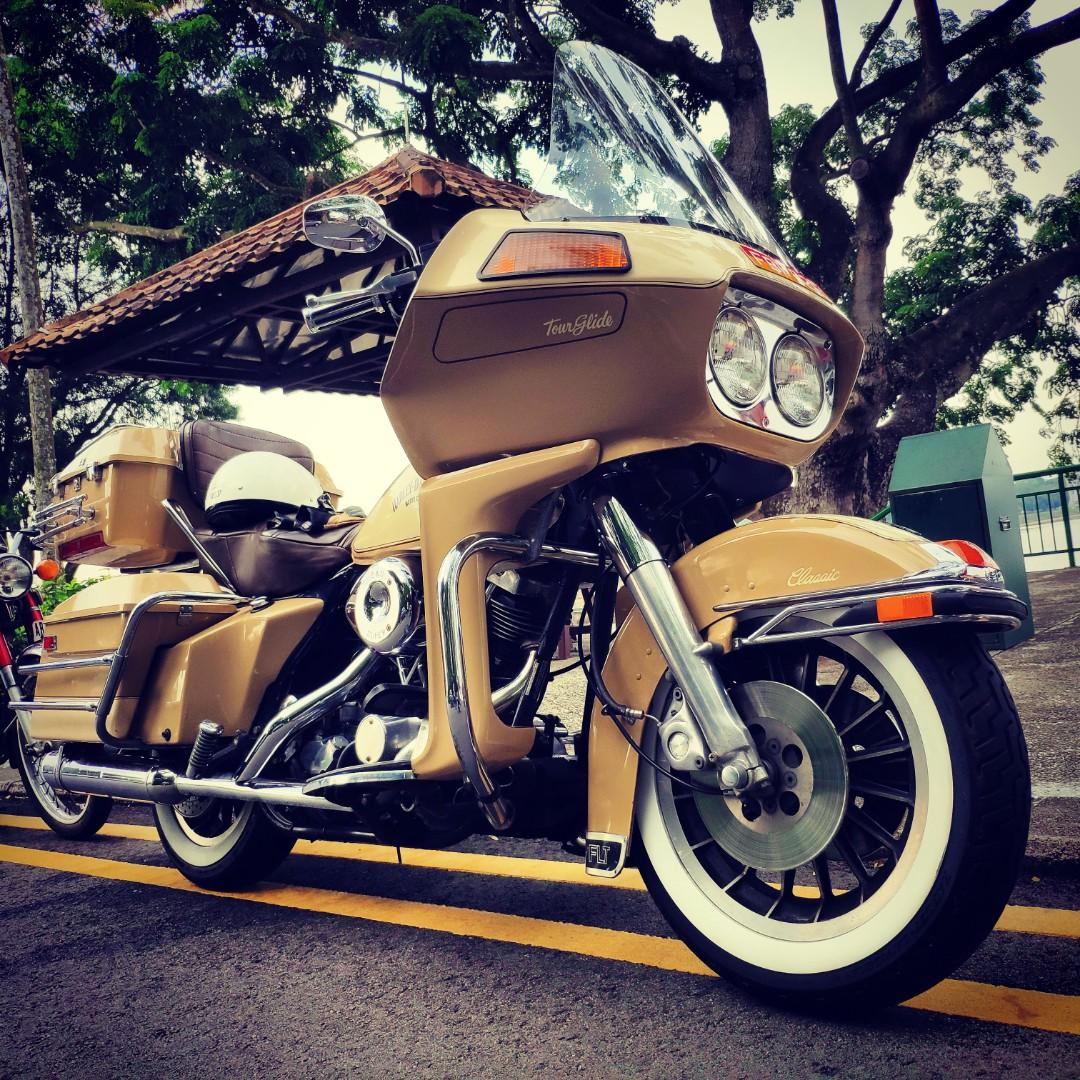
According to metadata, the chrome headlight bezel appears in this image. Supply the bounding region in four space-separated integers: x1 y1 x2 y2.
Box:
771 332 832 428
0 554 32 600
705 288 836 442
707 306 768 408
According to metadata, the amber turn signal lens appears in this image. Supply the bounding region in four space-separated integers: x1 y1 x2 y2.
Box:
480 231 630 279
876 592 934 623
34 559 62 581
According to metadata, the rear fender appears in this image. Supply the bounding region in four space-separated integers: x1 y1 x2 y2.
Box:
584 514 1024 877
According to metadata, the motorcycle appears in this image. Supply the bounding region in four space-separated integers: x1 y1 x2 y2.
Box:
1 532 113 836
12 42 1030 1012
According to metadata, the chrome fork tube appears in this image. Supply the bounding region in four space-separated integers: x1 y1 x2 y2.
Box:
593 495 766 789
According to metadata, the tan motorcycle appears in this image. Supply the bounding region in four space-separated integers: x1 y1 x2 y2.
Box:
9 43 1030 1011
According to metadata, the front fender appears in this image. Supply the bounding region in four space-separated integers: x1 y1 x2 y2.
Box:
584 514 992 876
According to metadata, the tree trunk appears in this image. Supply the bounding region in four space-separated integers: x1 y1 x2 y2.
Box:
0 26 56 510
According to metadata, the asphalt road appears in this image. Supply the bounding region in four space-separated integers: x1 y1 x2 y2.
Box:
1 798 1078 1080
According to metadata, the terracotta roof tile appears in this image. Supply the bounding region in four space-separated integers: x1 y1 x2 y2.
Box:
2 146 537 366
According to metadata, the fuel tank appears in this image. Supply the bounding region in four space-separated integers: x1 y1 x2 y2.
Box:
351 465 422 561
381 210 863 480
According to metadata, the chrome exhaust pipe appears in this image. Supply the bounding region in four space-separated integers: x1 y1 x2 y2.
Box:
40 750 352 813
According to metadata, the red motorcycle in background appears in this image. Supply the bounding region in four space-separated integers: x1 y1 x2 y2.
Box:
0 534 112 836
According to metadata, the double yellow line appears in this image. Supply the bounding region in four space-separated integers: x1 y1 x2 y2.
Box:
1 814 1078 1036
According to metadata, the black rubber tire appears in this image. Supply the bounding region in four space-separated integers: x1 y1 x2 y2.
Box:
154 801 296 891
14 728 113 839
638 628 1031 1013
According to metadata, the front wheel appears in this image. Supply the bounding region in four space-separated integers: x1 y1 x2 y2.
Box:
636 627 1030 1012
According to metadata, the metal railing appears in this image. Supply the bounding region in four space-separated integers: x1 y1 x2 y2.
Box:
1014 465 1080 567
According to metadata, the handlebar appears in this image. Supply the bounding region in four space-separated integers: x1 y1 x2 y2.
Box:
303 267 419 335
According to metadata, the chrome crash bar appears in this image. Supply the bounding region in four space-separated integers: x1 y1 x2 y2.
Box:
438 534 600 830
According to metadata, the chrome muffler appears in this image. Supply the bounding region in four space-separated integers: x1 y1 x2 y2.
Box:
40 750 352 813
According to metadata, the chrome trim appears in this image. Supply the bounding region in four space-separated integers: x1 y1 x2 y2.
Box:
1 663 32 740
592 495 765 788
31 493 96 543
732 582 1022 649
161 499 236 591
236 648 378 783
34 653 115 672
11 698 98 711
437 533 599 831
713 561 974 614
302 764 415 799
491 648 539 711
39 749 353 812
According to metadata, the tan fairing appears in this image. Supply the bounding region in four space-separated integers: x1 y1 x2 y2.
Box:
351 465 422 561
138 598 323 744
30 573 235 741
381 210 862 479
49 426 201 568
412 439 600 779
587 515 951 846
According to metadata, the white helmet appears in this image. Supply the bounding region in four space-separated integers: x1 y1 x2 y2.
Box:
205 451 324 531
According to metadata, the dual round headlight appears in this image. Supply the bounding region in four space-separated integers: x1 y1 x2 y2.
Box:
707 306 834 429
0 554 32 600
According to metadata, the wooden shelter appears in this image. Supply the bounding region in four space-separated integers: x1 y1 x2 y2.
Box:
0 147 536 394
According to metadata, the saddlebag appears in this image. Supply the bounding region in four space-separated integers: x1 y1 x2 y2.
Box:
29 572 237 743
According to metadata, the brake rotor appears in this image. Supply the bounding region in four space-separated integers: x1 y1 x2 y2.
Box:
693 680 849 872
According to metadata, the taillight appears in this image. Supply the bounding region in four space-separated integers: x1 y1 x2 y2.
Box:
57 531 107 561
479 230 630 279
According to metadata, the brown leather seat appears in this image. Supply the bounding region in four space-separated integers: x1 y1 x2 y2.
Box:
200 521 360 599
180 420 359 597
180 419 315 506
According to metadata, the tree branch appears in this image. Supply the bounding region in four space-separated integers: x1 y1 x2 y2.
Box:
250 0 548 81
334 65 424 99
821 0 866 157
913 0 947 90
559 0 735 104
849 0 904 91
201 150 300 197
894 242 1080 408
73 221 187 243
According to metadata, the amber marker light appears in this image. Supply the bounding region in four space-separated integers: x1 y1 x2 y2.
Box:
34 559 62 581
479 230 631 279
876 592 934 623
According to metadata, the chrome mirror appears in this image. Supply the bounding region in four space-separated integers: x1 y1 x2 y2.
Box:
303 194 389 254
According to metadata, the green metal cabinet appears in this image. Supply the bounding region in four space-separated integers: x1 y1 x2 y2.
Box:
888 425 1033 649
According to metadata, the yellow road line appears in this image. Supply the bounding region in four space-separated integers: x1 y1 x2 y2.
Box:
1 841 1078 1037
1 812 1077 940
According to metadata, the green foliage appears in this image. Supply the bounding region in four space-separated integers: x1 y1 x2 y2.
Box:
36 574 104 617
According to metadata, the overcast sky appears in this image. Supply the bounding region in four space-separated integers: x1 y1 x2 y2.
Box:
235 1 1080 510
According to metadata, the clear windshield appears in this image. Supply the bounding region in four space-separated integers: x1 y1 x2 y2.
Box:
528 42 790 264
